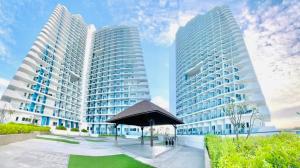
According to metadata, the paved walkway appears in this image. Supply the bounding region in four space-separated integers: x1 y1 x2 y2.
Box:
0 135 204 168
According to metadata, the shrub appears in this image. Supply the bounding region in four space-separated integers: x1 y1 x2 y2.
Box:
205 133 300 168
56 126 67 130
0 122 50 135
71 128 79 132
81 129 88 133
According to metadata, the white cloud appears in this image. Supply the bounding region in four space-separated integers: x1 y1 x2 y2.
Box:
107 0 300 128
0 0 45 63
0 0 16 63
107 0 240 46
0 77 9 98
0 42 8 60
271 105 300 129
151 96 169 111
0 35 11 62
238 0 300 127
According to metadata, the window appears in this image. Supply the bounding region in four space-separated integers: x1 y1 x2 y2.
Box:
15 117 19 121
19 103 23 109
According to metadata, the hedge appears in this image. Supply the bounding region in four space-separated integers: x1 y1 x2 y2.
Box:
56 126 67 130
205 133 300 168
71 128 79 132
81 129 88 133
0 122 50 135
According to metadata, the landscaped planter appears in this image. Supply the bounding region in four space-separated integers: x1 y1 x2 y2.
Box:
0 131 48 146
51 129 89 137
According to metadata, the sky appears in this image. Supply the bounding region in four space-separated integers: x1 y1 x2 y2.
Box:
0 0 299 128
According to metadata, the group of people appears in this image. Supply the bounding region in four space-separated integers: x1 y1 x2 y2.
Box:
165 136 176 146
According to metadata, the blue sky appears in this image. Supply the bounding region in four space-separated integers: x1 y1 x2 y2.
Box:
0 0 299 128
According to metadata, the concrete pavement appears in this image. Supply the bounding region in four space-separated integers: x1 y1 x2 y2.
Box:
0 135 204 168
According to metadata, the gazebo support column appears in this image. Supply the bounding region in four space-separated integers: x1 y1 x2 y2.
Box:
115 124 118 144
141 126 144 145
173 125 177 144
149 119 154 147
150 123 153 147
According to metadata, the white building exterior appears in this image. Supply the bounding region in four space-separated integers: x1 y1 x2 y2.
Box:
0 5 151 136
85 26 151 135
175 6 270 135
0 4 88 128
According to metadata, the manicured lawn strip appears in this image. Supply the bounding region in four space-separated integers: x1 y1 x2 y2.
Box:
36 137 79 144
98 134 114 137
57 135 76 139
205 133 300 168
139 136 159 141
85 139 106 142
68 154 154 168
98 134 125 138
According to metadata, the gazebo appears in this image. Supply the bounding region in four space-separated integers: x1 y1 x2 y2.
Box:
106 100 184 146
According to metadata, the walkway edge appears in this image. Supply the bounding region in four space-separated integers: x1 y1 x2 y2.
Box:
204 145 211 168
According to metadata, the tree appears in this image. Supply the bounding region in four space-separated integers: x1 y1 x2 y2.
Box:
0 103 15 123
223 101 245 141
246 105 262 139
223 100 262 141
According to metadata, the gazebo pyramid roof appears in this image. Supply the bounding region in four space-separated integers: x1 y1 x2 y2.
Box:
107 100 183 126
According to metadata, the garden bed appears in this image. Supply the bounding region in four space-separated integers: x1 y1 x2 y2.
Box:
0 123 50 146
51 129 89 137
0 122 50 134
205 133 300 168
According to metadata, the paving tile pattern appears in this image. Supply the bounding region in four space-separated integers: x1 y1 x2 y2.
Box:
0 136 204 168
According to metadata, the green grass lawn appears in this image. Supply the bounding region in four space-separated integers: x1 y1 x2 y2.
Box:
68 154 154 168
57 135 76 139
85 139 106 142
98 134 125 138
46 135 75 140
36 137 80 144
205 133 300 168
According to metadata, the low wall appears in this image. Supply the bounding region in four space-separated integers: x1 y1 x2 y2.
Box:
51 129 89 137
176 131 289 149
177 135 205 149
0 132 44 146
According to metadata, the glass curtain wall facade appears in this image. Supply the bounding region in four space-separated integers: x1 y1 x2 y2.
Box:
86 26 150 135
0 4 87 128
175 6 270 135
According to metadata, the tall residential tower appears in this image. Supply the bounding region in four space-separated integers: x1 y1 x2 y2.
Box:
0 5 151 135
0 4 88 128
85 26 151 135
175 6 270 135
